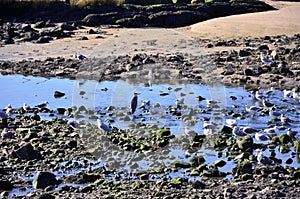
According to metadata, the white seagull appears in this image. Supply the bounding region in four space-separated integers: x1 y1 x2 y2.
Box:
75 52 87 61
23 103 30 112
226 119 237 128
245 105 261 116
283 89 292 98
255 132 269 142
281 114 292 124
5 104 13 115
260 53 273 63
256 149 274 165
262 98 274 108
232 126 247 137
286 128 297 138
264 126 278 137
97 119 112 132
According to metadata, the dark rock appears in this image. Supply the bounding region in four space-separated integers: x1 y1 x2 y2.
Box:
189 155 205 167
148 11 209 27
56 108 66 114
54 91 65 98
244 68 254 76
12 143 42 160
60 23 77 31
220 125 232 135
24 31 40 41
33 171 59 189
239 49 252 57
258 44 269 51
192 180 205 189
0 180 13 190
171 161 191 168
36 36 52 43
87 29 96 34
214 159 226 167
82 13 119 26
38 193 55 199
40 27 63 37
80 36 88 40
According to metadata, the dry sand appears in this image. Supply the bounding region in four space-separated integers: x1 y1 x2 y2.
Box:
186 0 300 40
0 0 299 61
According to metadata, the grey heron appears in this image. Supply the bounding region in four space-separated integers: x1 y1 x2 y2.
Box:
130 92 139 115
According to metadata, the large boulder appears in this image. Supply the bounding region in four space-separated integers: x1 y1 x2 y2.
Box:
33 171 59 189
11 143 42 160
82 13 119 26
148 10 209 27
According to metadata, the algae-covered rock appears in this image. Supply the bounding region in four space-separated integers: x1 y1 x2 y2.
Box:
279 134 292 144
156 128 171 137
237 135 253 151
171 161 191 168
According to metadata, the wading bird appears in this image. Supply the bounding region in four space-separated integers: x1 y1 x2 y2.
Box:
130 92 139 115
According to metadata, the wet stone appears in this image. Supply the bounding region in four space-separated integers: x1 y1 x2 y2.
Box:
33 171 59 189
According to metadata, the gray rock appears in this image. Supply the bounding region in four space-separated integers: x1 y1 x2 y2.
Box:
33 171 59 189
12 143 42 160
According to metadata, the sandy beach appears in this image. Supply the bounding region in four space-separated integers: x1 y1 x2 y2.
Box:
0 0 299 61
